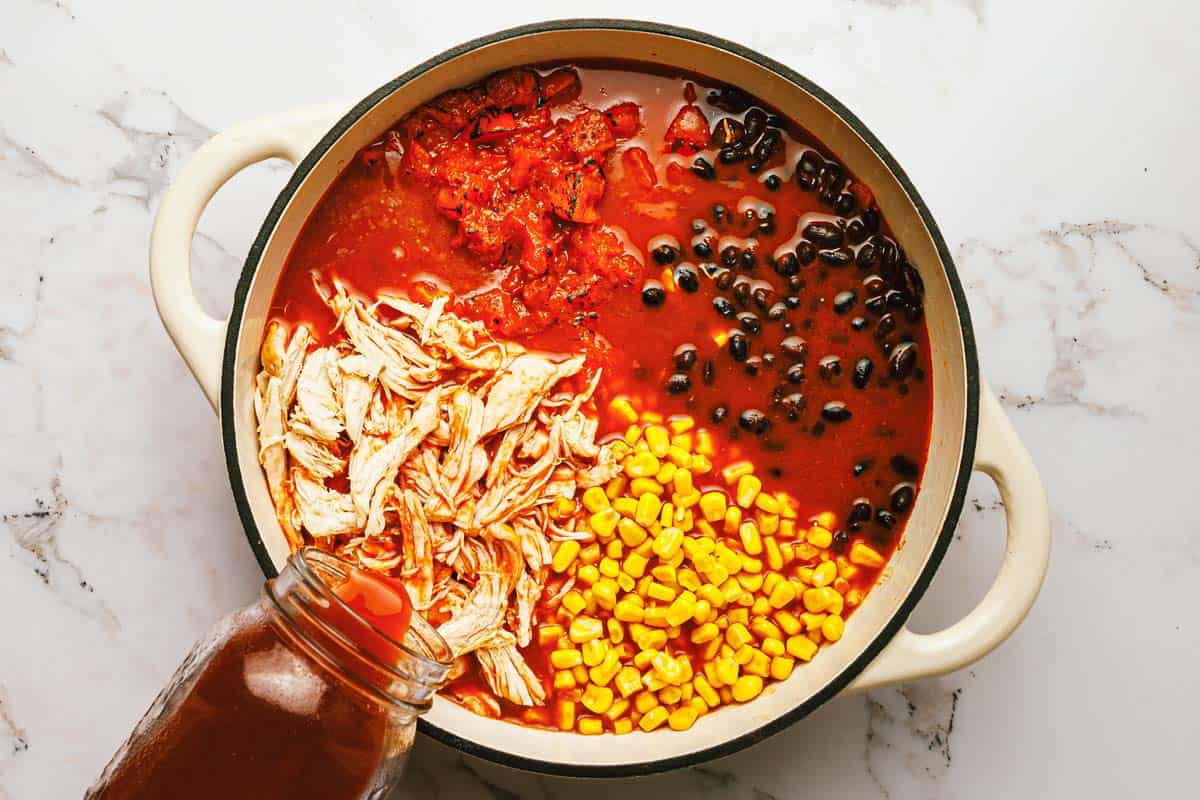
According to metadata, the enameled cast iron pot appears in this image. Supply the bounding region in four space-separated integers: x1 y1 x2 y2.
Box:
149 20 1051 777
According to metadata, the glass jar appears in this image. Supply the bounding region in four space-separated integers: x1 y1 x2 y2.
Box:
87 549 451 800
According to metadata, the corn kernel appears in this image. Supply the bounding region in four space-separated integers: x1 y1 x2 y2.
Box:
757 512 780 536
569 616 604 644
551 648 583 669
634 689 660 714
725 622 754 650
581 683 614 715
745 649 771 678
614 666 643 697
807 525 833 549
617 572 636 592
763 537 783 571
801 612 827 632
771 655 796 680
582 486 610 513
652 527 684 560
739 521 763 556
690 622 720 644
609 396 638 424
668 705 699 731
735 475 762 508
643 425 670 457
722 461 754 484
625 452 661 478
589 508 620 539
639 706 670 731
630 477 664 498
692 454 712 474
623 552 649 579
576 716 603 735
693 675 720 707
802 587 833 613
786 635 819 661
846 589 864 608
613 497 638 517
751 617 783 641
666 591 697 627
822 614 845 642
666 445 692 468
554 669 577 690
812 560 837 587
699 492 727 522
606 475 628 499
614 718 634 735
659 686 683 705
723 506 742 534
761 637 786 657
562 590 586 615
715 655 740 686
672 469 695 496
731 675 764 702
849 541 885 568
551 540 581 573
766 579 796 609
774 610 801 636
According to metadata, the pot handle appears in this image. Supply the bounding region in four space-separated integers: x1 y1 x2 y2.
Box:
149 103 346 412
846 381 1051 692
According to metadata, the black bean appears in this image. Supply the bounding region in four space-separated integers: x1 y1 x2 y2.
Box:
762 352 776 367
691 157 716 180
780 392 805 419
720 245 740 268
712 204 729 224
641 281 666 307
743 108 767 142
850 316 868 331
772 251 799 277
834 192 857 216
728 332 749 361
889 341 918 379
737 312 762 334
743 356 763 376
785 363 806 383
763 174 782 191
752 129 781 166
875 313 896 340
779 336 807 362
699 262 722 279
891 483 916 513
674 263 700 293
751 285 773 311
853 459 874 476
740 249 758 270
884 289 906 308
863 274 886 294
711 117 745 147
702 360 716 386
796 170 819 191
710 404 729 424
718 144 749 164
732 276 753 305
819 355 841 380
795 241 817 266
706 86 752 114
875 508 897 530
797 149 823 176
713 296 737 318
856 241 878 270
757 217 776 236
864 294 886 315
818 161 844 189
833 290 856 314
811 421 826 437
900 264 925 303
666 373 691 394
819 247 854 267
890 454 919 478
848 498 873 530
821 401 851 422
852 357 874 389
832 529 850 552
861 208 881 234
673 343 698 371
784 294 802 309
713 267 734 290
738 408 771 435
845 218 868 245
651 239 680 266
693 237 714 259
767 302 788 321
802 221 844 248
787 275 805 292
878 237 899 272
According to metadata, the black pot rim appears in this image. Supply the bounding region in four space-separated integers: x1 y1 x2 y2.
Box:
221 17 979 779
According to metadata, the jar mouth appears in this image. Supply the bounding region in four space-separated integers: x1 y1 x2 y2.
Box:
267 548 453 712
293 548 453 668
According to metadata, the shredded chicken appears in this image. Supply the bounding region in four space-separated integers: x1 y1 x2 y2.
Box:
254 284 613 707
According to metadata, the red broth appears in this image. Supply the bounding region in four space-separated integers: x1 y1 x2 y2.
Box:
268 62 932 728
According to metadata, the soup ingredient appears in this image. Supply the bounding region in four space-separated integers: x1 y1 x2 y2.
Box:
523 412 882 734
255 286 623 708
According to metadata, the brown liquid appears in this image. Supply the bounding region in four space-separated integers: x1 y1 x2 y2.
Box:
95 618 386 800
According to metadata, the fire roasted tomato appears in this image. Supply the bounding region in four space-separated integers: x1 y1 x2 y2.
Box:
664 104 711 154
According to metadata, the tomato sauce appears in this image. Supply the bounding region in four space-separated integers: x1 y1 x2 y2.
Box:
92 567 416 799
268 62 933 727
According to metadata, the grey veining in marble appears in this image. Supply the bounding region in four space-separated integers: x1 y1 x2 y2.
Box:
1 1 1196 797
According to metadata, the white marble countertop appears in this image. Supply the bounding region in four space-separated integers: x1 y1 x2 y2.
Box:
2 1 1197 797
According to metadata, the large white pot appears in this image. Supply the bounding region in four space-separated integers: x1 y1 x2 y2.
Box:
149 20 1051 777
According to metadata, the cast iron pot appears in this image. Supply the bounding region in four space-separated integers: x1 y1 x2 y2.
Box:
149 19 1051 777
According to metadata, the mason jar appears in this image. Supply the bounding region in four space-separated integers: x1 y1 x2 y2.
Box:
88 548 451 799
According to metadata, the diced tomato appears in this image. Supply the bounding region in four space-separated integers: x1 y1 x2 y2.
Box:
399 138 433 181
423 89 488 132
849 181 875 211
485 68 540 111
549 164 606 223
539 68 581 105
603 102 641 139
565 110 616 159
470 111 520 143
622 146 657 189
434 186 464 220
664 104 711 154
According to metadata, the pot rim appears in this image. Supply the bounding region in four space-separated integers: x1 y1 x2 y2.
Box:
220 17 980 777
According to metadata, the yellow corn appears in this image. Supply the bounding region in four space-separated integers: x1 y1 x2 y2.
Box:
668 705 699 731
551 649 583 669
699 491 727 522
666 591 698 627
822 614 845 642
770 656 796 680
739 521 763 556
645 425 671 457
622 552 649 579
589 508 620 539
807 525 833 549
625 452 661 478
652 526 684 560
581 683 614 715
849 541 885 568
812 560 837 587
786 635 819 661
731 675 764 702
552 540 581 573
569 616 604 643
639 706 670 731
562 591 586 615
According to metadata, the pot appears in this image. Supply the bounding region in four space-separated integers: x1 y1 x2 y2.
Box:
149 19 1051 777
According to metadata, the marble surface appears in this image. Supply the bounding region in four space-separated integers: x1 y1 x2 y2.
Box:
1 0 1197 797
